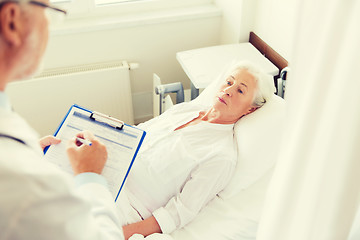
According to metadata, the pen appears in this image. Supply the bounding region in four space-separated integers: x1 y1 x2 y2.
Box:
76 137 92 146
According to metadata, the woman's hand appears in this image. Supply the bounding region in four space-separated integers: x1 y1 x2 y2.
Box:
66 130 108 175
39 135 61 151
123 216 162 240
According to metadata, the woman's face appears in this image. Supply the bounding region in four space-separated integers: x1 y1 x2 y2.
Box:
213 69 258 123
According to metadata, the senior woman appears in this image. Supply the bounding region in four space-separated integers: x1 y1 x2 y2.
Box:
118 61 275 239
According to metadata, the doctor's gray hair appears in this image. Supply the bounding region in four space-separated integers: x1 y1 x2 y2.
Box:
0 0 34 26
0 0 28 10
0 0 26 3
227 61 276 108
0 0 28 2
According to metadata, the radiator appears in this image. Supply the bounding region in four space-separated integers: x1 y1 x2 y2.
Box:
6 61 135 136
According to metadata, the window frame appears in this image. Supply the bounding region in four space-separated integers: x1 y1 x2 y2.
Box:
52 0 214 19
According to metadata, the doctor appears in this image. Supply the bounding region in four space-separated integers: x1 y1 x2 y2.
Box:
0 1 126 239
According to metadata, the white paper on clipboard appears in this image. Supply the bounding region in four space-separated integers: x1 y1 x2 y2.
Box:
44 105 146 201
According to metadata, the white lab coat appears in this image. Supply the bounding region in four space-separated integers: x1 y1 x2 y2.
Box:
0 108 124 240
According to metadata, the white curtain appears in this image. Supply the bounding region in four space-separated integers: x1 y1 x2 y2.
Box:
256 1 360 240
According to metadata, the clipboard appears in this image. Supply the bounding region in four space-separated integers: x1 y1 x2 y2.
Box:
44 104 146 202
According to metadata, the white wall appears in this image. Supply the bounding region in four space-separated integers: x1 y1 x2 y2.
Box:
214 0 298 64
214 0 242 44
252 0 299 62
42 9 222 123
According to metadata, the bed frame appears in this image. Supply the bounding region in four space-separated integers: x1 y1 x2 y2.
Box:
249 32 288 71
249 32 289 97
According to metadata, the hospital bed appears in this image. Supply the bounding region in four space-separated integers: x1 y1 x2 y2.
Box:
151 72 286 240
149 33 288 240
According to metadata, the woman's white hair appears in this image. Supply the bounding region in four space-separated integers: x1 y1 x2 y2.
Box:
226 61 276 108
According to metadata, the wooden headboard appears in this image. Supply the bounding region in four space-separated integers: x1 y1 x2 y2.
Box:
249 32 288 72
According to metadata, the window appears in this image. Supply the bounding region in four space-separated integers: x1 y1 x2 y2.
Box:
50 0 69 3
50 0 213 19
95 0 145 5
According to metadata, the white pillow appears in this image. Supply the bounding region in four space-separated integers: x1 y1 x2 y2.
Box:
220 94 285 198
191 64 285 198
191 67 285 198
192 63 285 198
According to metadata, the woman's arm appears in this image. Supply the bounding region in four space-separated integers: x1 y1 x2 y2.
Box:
122 216 162 240
154 158 235 233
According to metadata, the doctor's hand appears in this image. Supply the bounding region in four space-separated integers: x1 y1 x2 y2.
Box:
39 135 61 151
66 131 108 175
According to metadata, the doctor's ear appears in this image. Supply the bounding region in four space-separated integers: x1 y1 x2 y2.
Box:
0 3 23 47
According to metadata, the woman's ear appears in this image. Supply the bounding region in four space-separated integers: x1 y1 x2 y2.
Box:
240 106 258 119
0 3 23 47
247 106 258 115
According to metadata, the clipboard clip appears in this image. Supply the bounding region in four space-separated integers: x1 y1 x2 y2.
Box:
90 111 124 130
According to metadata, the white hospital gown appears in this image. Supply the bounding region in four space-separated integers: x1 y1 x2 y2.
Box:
123 102 237 234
